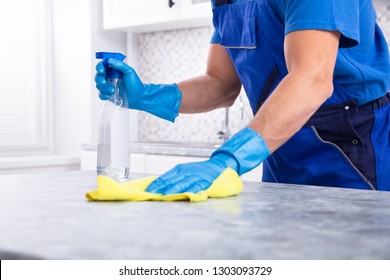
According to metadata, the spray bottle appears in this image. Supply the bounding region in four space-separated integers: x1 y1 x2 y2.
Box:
96 52 130 181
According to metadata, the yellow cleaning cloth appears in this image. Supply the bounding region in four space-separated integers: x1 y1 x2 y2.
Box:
86 168 243 202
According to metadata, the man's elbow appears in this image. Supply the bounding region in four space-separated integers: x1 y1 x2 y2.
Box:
314 76 334 101
294 68 334 102
224 83 242 107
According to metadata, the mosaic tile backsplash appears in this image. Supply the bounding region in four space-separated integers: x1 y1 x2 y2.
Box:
377 4 390 44
137 27 253 144
137 3 390 144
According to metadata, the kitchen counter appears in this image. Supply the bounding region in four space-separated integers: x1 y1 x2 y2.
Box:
1 171 390 260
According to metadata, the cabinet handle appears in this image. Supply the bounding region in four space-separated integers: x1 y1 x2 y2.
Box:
168 0 175 8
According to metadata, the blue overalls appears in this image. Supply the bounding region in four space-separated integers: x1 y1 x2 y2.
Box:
212 0 390 190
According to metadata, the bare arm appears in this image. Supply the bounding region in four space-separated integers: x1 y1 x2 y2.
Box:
177 43 242 113
248 30 341 152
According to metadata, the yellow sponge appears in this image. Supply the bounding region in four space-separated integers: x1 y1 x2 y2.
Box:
86 168 243 202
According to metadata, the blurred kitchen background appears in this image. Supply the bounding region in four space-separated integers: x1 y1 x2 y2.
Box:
0 0 389 181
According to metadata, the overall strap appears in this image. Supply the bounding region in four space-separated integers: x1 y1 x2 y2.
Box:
215 0 231 7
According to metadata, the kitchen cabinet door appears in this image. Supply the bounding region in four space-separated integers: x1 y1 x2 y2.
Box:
180 0 212 20
81 150 263 182
81 150 147 174
145 154 205 175
145 154 262 182
103 0 212 32
103 0 179 30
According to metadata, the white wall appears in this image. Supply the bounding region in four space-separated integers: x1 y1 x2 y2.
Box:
52 0 126 156
90 0 127 142
52 0 92 156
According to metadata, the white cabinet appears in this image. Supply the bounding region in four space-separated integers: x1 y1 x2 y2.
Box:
103 0 212 32
145 154 205 174
180 0 211 19
103 0 179 30
81 150 262 182
144 154 263 182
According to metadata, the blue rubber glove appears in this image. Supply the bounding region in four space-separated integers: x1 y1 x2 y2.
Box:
95 58 182 122
146 127 271 195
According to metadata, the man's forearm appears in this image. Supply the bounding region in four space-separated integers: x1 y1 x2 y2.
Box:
177 74 241 114
176 44 242 114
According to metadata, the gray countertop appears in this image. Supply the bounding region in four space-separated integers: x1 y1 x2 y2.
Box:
1 171 390 260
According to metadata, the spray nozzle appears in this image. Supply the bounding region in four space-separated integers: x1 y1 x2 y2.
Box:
96 52 126 78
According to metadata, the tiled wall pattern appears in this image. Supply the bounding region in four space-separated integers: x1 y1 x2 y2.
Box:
137 27 253 144
377 4 390 45
137 3 390 144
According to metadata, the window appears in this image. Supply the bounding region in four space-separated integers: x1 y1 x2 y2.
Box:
0 0 52 156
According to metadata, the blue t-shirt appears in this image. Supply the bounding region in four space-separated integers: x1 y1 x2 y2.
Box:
210 0 390 105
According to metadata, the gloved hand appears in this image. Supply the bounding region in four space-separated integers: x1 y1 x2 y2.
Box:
95 58 182 122
146 127 271 195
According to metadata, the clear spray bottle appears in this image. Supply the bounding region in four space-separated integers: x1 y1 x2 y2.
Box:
96 52 130 181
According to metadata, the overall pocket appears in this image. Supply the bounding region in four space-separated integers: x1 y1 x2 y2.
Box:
216 14 282 114
220 16 257 49
265 126 374 190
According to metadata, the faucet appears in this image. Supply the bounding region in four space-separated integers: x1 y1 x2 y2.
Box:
217 94 245 142
217 108 231 142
